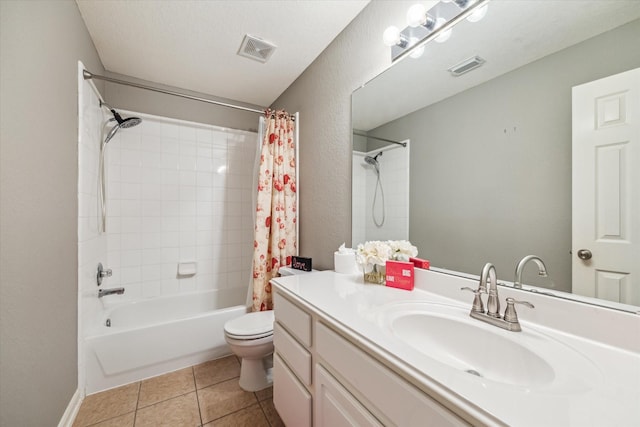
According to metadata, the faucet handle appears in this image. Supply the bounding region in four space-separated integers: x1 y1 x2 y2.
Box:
460 287 485 314
503 297 534 323
97 262 112 287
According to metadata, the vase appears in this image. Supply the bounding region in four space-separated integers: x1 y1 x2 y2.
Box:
363 264 386 285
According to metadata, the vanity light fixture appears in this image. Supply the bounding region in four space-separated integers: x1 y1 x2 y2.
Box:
467 3 489 22
409 37 425 59
443 0 489 23
406 4 436 30
442 0 470 7
434 18 453 43
383 26 409 48
384 0 489 62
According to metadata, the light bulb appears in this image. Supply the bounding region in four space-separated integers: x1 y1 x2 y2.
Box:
406 4 427 28
409 38 424 59
383 26 401 46
434 18 452 43
467 3 488 22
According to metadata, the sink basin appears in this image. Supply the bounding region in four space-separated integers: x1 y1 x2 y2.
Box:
374 302 600 390
391 310 554 387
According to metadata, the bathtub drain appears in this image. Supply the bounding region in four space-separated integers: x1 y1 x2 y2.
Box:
106 318 111 327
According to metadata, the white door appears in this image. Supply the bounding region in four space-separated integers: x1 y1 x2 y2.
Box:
572 67 640 305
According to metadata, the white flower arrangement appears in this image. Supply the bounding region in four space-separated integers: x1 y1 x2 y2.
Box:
356 240 418 272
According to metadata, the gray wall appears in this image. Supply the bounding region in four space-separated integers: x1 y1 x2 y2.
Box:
370 19 640 291
0 1 104 425
103 72 263 132
273 1 417 268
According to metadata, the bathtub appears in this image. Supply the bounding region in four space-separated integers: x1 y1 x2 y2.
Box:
84 287 247 394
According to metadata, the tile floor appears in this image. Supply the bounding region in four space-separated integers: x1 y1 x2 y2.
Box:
73 355 283 427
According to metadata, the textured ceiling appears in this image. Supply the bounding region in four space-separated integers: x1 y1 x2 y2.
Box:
76 0 370 107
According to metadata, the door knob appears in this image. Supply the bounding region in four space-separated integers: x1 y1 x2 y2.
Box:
577 249 592 260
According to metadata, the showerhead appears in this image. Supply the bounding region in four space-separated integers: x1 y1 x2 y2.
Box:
364 151 382 173
101 103 142 144
110 108 142 129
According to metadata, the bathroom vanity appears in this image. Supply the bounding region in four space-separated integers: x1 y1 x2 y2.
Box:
271 270 640 427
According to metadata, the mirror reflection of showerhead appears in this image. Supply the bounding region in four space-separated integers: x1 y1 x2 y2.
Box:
102 102 142 144
364 151 385 227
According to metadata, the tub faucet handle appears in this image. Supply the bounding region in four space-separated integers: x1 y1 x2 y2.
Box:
97 262 112 286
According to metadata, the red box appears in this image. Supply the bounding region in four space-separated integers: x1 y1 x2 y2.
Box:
385 260 415 291
410 257 430 269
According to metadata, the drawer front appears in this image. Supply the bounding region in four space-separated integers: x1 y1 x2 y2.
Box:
274 291 312 347
274 352 312 427
274 321 312 385
316 322 468 427
315 364 383 427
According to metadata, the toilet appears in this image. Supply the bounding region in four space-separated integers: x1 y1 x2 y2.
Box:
224 310 275 391
224 266 314 391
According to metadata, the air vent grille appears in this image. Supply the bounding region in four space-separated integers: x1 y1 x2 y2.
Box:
238 34 277 63
448 55 486 77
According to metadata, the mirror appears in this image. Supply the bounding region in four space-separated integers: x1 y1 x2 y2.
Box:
352 1 640 312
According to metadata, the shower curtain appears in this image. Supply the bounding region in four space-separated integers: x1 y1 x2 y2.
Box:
251 110 297 311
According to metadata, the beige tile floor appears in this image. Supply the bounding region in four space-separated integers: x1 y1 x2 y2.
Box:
73 355 284 427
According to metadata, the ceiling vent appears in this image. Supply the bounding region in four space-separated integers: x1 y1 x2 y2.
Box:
448 55 486 77
238 34 277 63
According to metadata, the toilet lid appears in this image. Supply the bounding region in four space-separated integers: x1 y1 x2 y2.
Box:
224 310 274 338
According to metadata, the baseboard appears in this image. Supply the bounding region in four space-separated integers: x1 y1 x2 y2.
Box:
58 389 83 427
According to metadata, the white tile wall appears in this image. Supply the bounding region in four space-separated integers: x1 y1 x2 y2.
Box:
104 113 257 300
353 143 410 245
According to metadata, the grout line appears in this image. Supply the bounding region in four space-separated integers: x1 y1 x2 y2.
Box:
257 399 272 426
135 381 141 411
84 411 136 427
208 401 263 424
136 388 199 410
133 381 141 426
193 366 204 427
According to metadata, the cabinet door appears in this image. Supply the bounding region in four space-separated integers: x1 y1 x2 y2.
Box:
315 365 383 427
274 352 312 427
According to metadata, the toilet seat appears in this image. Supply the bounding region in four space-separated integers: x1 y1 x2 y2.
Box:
224 311 274 340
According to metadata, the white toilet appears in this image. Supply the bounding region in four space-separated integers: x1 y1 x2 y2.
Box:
224 310 275 391
224 266 313 391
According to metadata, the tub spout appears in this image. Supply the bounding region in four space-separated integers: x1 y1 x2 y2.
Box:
98 287 125 298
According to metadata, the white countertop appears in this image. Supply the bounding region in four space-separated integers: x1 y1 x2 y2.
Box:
272 270 640 427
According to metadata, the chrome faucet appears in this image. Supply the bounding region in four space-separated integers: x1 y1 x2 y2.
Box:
98 287 125 298
462 262 534 332
514 255 548 289
480 263 500 318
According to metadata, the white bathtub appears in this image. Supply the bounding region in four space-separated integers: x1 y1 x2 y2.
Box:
85 287 247 394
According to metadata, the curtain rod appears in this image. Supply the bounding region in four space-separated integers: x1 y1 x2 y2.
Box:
83 70 266 115
353 130 407 147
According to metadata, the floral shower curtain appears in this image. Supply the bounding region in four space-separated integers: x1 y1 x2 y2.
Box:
251 110 297 311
